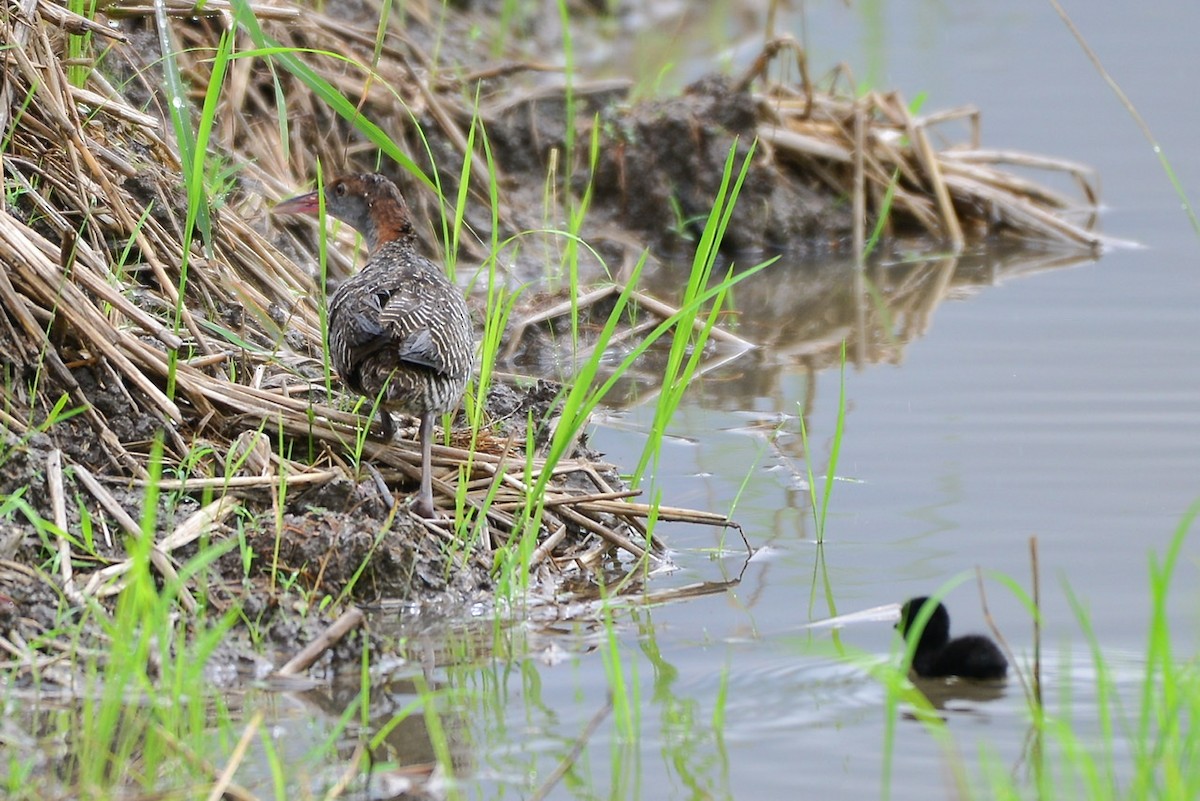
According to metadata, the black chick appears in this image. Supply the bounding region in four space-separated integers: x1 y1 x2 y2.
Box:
897 597 1008 680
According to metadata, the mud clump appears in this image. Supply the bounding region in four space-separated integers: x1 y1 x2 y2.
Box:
0 433 54 511
242 507 492 603
490 75 850 253
598 76 845 251
472 378 564 445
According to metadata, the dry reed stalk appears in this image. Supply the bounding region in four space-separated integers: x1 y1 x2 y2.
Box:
750 41 1100 251
203 711 264 801
529 523 568 568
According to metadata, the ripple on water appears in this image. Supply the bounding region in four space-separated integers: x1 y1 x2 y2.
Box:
685 644 1150 744
706 656 889 739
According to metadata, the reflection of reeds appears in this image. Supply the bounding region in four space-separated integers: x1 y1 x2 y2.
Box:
573 247 1095 412
750 248 1097 369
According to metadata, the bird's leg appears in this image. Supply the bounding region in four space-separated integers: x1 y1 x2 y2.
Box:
379 408 396 440
412 411 437 518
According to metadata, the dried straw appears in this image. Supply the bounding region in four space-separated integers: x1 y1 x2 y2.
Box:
744 38 1102 250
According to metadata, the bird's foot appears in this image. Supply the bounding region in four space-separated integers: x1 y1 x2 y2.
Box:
410 495 439 519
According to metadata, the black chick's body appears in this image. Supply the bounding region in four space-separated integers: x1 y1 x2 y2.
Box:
897 597 1008 680
275 173 472 518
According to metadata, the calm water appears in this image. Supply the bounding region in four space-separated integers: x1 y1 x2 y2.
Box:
273 3 1200 798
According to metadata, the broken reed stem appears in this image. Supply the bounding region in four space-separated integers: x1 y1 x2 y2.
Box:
128 470 343 491
72 463 140 547
76 497 240 599
203 711 263 801
153 725 259 801
529 523 568 568
853 98 866 266
275 606 366 676
45 449 83 603
977 566 1033 712
1030 535 1042 710
0 0 39 137
528 694 614 801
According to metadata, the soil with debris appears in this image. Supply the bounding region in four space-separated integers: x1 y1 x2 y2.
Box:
486 74 853 258
0 373 604 683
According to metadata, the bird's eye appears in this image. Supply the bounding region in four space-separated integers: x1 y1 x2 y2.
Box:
333 182 347 197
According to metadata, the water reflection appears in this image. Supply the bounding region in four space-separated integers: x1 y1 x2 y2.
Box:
272 675 467 800
903 675 1007 714
185 600 1158 800
500 246 1097 432
275 604 742 800
642 247 1098 402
